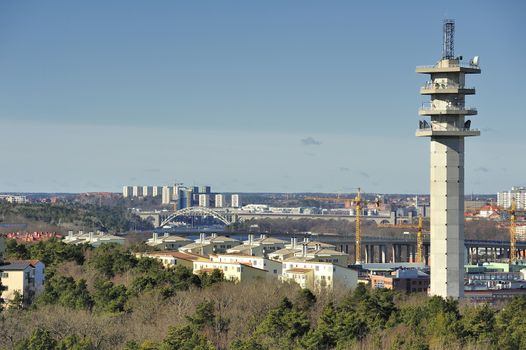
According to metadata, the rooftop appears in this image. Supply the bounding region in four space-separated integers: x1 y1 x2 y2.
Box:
0 262 32 271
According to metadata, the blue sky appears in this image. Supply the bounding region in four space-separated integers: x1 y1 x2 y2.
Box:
0 1 525 194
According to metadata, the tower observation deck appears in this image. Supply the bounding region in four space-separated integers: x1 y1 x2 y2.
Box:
416 19 480 299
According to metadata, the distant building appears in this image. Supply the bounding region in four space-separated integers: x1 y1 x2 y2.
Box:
199 186 211 194
268 238 337 262
184 188 194 208
227 234 287 257
215 194 225 208
179 233 241 256
152 186 162 197
146 232 193 250
162 186 173 205
62 231 125 247
132 186 142 197
0 195 29 204
137 251 206 270
122 186 133 198
370 268 430 293
199 194 210 208
498 187 526 210
231 194 241 208
464 263 526 296
142 186 153 197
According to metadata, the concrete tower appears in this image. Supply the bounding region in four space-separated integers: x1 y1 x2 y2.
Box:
416 19 480 298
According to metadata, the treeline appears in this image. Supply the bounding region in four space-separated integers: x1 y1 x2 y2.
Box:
0 202 152 232
2 239 526 350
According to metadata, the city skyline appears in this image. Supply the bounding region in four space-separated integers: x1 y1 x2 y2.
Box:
1 1 525 194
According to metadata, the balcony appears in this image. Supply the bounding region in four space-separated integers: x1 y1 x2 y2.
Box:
418 103 478 116
416 61 481 74
415 124 480 137
420 82 475 95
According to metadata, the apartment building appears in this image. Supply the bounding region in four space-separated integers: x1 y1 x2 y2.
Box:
231 194 241 208
210 253 282 278
193 260 267 282
137 251 207 269
215 194 225 208
179 233 241 256
227 234 287 257
498 186 526 210
281 258 357 291
63 231 125 247
146 232 193 250
370 269 430 293
0 260 45 306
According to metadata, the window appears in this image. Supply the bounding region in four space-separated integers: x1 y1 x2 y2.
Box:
273 269 277 274
1 272 8 278
315 266 319 271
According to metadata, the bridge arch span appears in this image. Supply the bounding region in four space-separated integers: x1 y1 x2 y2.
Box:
160 207 231 227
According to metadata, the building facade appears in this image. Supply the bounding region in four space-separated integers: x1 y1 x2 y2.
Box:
215 194 225 208
498 187 526 210
231 194 241 208
162 186 173 205
0 260 45 306
199 194 210 208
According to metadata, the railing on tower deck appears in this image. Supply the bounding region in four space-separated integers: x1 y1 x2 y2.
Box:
419 102 477 114
417 123 479 133
416 60 480 70
422 81 475 90
417 127 480 133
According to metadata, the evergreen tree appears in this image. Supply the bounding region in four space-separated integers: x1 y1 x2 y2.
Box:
159 324 215 350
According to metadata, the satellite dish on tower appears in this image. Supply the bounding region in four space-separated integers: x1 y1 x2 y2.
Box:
470 56 480 66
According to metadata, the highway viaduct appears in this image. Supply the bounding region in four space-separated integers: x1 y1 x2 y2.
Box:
308 234 526 265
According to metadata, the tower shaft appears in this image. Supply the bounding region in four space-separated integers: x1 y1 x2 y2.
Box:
416 22 480 298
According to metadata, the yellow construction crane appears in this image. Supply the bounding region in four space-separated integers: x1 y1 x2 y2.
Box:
510 198 517 263
304 188 366 264
416 214 424 264
354 189 362 264
378 214 427 263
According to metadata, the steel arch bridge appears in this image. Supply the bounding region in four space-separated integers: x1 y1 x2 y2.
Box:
160 207 231 227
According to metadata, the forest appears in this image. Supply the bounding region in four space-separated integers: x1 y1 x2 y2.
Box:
1 239 525 350
0 202 153 233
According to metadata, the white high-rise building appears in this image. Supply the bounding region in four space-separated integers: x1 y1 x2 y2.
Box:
152 186 162 197
231 194 241 208
122 186 133 198
162 186 173 205
215 194 225 208
497 187 526 210
199 194 210 208
142 186 153 197
132 186 143 197
416 20 480 299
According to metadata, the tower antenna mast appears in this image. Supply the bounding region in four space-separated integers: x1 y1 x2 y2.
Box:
442 19 455 59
